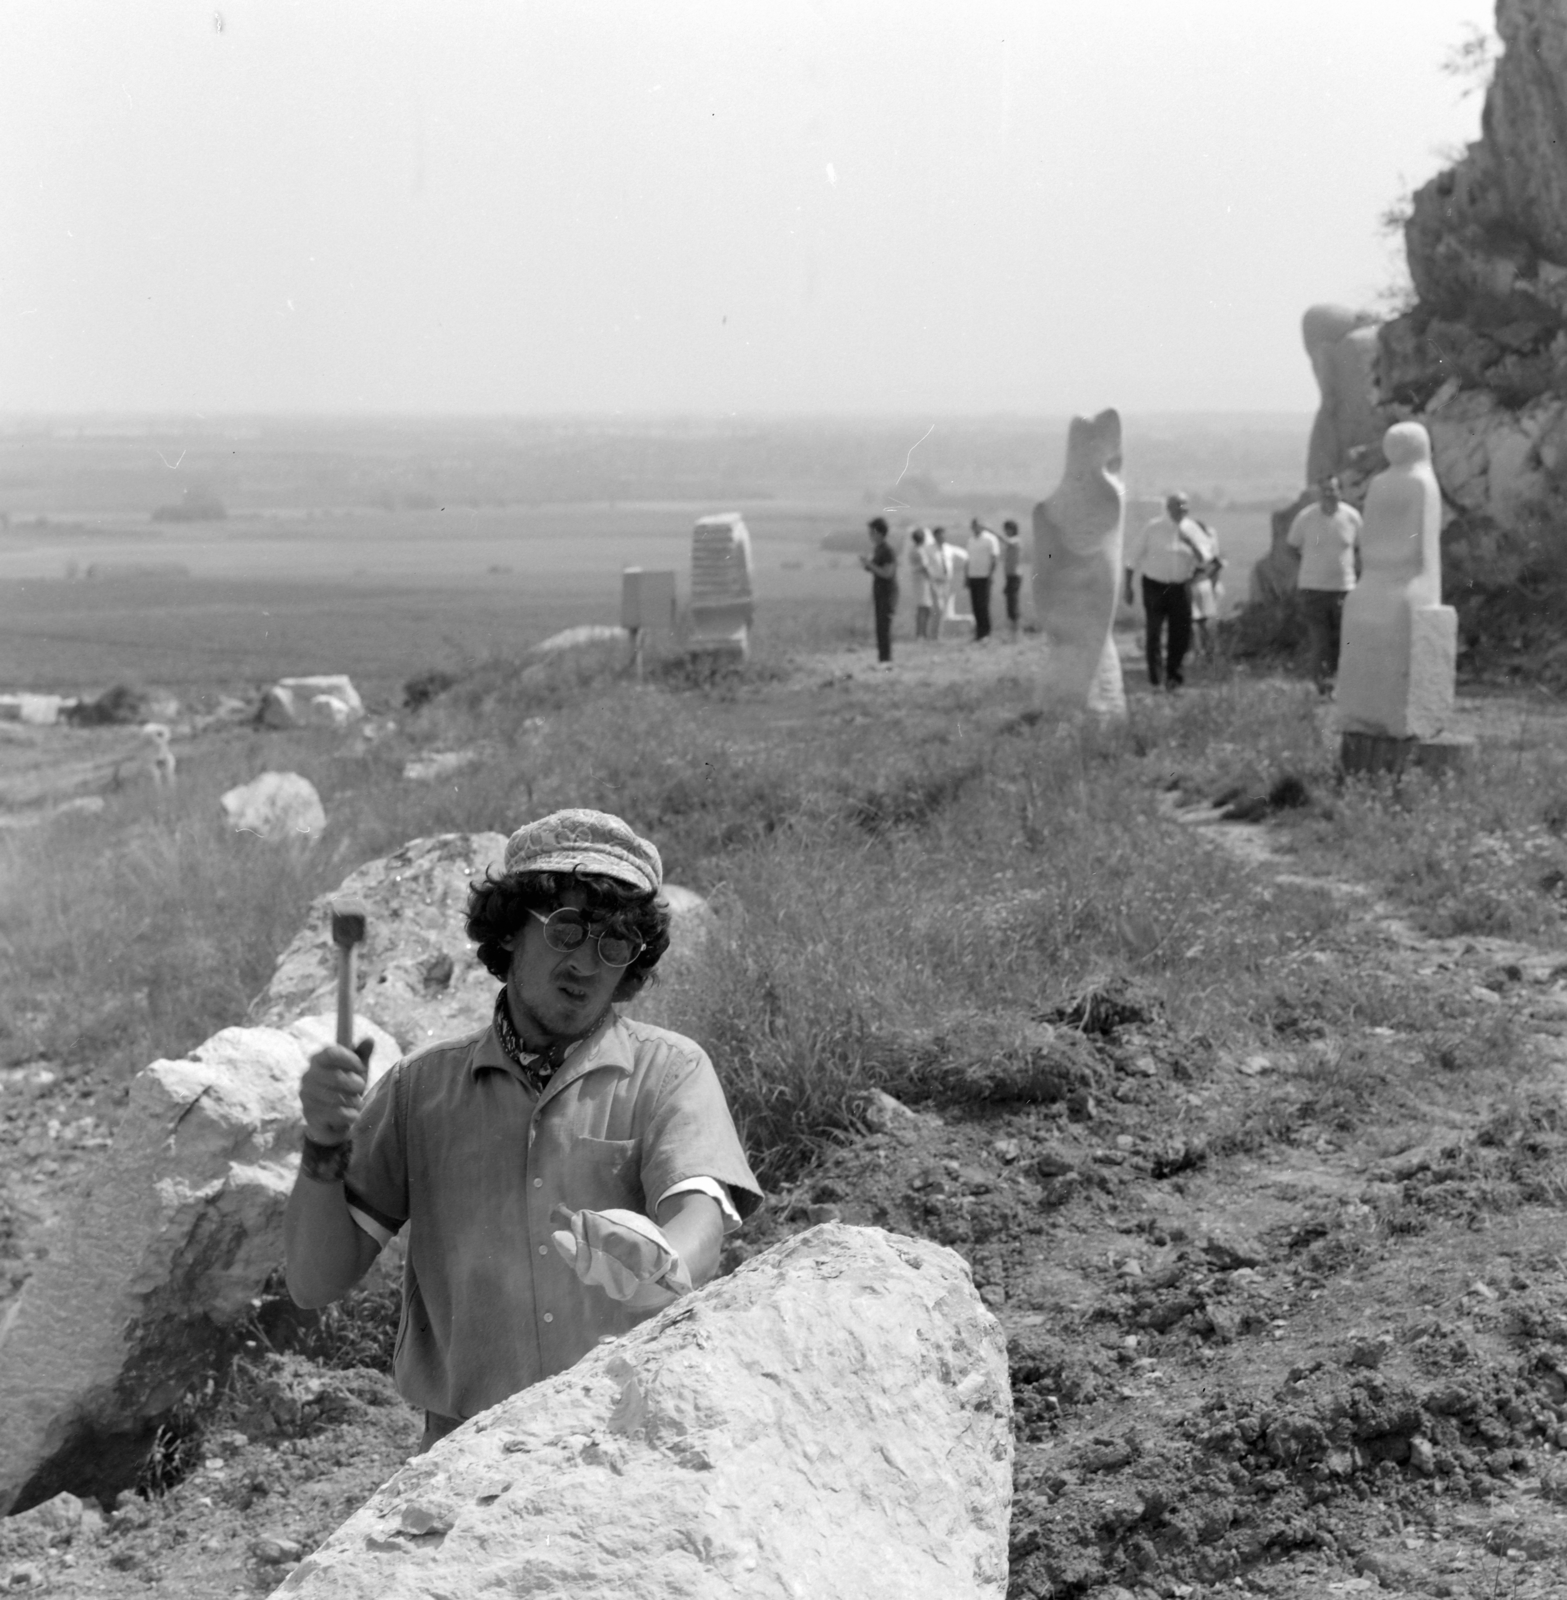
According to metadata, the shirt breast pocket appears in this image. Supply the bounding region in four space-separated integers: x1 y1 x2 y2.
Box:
570 1136 645 1214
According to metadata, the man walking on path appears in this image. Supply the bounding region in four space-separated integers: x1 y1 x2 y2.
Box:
860 515 900 665
966 518 1002 642
999 519 1025 640
1287 475 1362 694
1124 492 1203 689
285 808 762 1454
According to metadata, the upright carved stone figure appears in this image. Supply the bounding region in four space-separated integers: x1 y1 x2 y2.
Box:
1302 304 1384 486
688 513 755 660
1336 422 1457 741
1033 409 1126 715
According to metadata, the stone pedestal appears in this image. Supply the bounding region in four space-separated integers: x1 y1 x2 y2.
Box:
1339 602 1458 739
1339 730 1477 781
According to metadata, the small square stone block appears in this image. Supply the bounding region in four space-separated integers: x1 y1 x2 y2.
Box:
620 568 677 634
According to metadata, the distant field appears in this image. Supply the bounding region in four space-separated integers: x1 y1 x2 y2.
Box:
0 415 1297 699
0 497 1278 699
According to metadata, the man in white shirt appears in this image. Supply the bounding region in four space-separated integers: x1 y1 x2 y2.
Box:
1123 492 1203 690
966 518 1002 642
1287 475 1362 694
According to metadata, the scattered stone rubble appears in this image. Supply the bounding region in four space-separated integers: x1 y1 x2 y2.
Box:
0 1013 399 1517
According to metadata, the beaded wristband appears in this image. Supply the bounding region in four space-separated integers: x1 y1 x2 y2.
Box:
301 1135 353 1184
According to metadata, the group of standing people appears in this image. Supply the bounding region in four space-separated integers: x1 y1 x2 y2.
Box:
1121 491 1226 691
861 516 1024 664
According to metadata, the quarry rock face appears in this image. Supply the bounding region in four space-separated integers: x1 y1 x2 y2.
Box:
0 1013 400 1517
251 831 508 1052
220 772 327 844
268 1224 1012 1600
1032 409 1127 716
1382 0 1567 534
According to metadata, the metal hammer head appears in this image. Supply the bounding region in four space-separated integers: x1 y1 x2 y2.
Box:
330 897 369 949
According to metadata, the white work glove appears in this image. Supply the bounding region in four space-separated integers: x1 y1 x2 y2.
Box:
550 1205 694 1304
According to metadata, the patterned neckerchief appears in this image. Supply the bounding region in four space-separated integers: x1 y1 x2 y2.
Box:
491 989 566 1096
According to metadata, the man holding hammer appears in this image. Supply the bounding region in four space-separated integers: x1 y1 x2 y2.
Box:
284 809 762 1452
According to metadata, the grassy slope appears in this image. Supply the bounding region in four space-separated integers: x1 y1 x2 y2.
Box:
3 609 1567 1596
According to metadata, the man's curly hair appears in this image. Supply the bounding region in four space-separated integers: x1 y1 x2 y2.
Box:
466 869 671 1001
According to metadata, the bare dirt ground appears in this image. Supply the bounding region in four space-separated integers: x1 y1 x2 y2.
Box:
4 631 1567 1598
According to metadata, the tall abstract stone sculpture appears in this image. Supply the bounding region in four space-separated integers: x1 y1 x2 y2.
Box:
1337 422 1458 759
1302 304 1384 485
1032 409 1126 715
688 512 754 660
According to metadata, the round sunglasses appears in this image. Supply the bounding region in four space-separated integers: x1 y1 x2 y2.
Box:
527 907 645 969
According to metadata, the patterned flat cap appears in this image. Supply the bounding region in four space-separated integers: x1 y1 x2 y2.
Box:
502 808 662 895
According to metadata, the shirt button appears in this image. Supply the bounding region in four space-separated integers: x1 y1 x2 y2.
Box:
532 1178 542 1188
542 1312 554 1324
538 1244 548 1255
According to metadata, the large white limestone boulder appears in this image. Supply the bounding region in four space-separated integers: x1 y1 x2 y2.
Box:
251 832 508 1052
258 675 365 730
0 1012 399 1517
270 1224 1012 1599
220 772 327 844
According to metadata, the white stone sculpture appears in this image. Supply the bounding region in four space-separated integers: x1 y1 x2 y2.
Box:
140 722 176 786
0 1013 400 1516
265 1225 1012 1600
1302 304 1384 485
688 513 755 658
220 771 327 843
1336 421 1458 740
1033 409 1127 715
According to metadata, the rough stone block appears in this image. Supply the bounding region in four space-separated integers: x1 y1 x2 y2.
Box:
689 513 754 659
270 1225 1011 1600
220 772 328 844
621 568 678 635
0 1013 400 1516
252 832 507 1052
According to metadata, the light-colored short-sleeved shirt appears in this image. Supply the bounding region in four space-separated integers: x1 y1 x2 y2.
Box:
1126 515 1203 585
966 528 1001 579
1288 503 1362 592
344 1011 763 1420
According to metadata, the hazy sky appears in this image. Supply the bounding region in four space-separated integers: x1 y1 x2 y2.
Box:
2 1 1495 417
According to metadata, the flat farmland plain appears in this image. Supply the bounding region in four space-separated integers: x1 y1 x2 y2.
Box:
0 497 1275 700
0 499 874 698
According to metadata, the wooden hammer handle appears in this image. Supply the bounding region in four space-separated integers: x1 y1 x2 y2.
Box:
330 898 369 1052
336 944 357 1050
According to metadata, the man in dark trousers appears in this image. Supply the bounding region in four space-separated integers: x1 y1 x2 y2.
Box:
1123 492 1203 690
860 515 899 666
965 518 1001 642
999 519 1024 640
